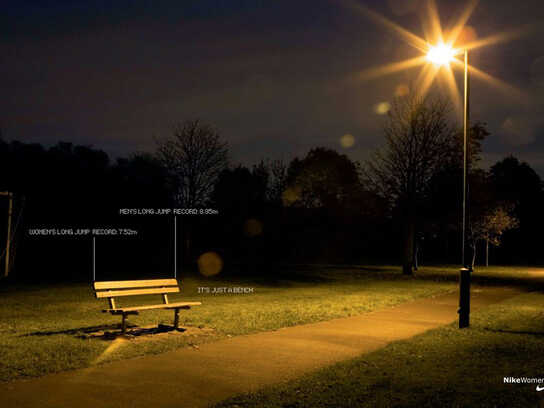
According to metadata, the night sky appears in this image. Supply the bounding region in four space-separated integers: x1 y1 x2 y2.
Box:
2 0 544 174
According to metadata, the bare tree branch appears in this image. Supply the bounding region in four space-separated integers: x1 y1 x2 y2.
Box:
155 119 228 207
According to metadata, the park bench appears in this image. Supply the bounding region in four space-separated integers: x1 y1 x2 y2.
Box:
93 279 201 334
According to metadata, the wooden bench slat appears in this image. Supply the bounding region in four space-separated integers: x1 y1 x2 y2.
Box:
94 279 178 290
95 286 179 298
103 301 202 313
93 279 201 334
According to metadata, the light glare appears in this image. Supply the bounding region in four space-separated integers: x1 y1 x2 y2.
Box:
374 102 391 115
197 252 223 277
426 43 455 66
340 133 355 148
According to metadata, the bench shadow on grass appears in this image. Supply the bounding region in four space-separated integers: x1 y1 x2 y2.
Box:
22 324 184 340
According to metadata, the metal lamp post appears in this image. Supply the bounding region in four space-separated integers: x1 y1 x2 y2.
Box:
459 48 471 328
426 44 471 328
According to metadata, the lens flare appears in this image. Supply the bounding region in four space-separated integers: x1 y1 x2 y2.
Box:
356 56 427 81
374 102 391 115
244 219 263 237
395 84 410 97
426 43 455 66
282 186 301 206
197 252 223 277
340 133 355 148
343 0 528 103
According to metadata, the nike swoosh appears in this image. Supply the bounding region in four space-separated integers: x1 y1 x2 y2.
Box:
536 385 544 392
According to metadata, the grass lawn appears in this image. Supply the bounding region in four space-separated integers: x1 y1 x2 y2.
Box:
214 283 544 408
0 264 461 382
0 264 539 386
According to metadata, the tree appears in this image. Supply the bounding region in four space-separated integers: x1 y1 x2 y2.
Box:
489 156 543 263
155 119 228 207
470 204 518 267
212 165 268 216
364 93 457 274
422 122 490 264
155 119 228 261
281 148 384 263
264 159 288 205
490 156 542 206
446 121 490 169
284 148 362 211
212 159 288 212
112 153 172 208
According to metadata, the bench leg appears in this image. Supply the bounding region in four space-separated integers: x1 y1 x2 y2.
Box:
173 308 180 331
121 313 128 334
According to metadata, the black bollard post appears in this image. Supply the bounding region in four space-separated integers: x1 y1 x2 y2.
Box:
458 267 471 328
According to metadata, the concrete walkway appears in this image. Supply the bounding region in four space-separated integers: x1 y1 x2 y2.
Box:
0 286 522 408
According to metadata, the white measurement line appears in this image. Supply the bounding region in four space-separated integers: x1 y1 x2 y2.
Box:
92 236 96 281
174 216 177 279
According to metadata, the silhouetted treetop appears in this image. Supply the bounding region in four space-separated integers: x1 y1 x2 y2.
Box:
155 119 229 207
284 147 361 210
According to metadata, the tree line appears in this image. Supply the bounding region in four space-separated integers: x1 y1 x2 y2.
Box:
0 94 541 280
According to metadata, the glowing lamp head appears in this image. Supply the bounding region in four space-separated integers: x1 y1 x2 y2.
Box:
426 43 455 66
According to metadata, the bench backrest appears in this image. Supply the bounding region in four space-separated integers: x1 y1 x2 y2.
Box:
93 279 179 309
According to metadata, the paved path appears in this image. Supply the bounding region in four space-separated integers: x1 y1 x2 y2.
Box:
0 286 522 408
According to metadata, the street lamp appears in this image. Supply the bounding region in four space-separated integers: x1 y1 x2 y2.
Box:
350 0 528 329
426 44 471 328
426 43 455 66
